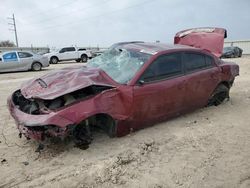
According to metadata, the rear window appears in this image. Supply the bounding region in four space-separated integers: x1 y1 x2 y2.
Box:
205 55 214 66
67 47 76 52
183 53 207 72
18 52 33 58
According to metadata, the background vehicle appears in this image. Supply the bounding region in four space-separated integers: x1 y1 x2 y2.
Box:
44 47 92 64
0 51 49 73
222 46 243 58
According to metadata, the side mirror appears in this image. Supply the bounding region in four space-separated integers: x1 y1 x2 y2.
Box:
138 80 145 86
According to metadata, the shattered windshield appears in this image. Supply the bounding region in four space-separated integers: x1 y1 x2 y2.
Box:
87 48 151 84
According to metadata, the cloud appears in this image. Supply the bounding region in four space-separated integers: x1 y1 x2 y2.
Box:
0 0 249 48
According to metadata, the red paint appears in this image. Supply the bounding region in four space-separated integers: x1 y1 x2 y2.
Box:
174 27 227 57
7 30 239 141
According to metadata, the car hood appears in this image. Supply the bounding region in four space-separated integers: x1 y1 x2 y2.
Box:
20 66 116 100
174 27 227 57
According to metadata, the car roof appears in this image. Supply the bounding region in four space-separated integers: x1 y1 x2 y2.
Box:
116 42 196 54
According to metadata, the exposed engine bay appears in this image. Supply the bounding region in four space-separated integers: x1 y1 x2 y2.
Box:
12 85 113 115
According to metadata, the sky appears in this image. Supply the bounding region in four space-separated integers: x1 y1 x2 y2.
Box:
0 0 250 48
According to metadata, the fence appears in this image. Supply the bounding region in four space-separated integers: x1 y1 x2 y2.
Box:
0 47 49 54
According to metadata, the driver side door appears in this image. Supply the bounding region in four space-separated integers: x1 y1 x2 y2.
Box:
0 52 19 72
131 52 187 130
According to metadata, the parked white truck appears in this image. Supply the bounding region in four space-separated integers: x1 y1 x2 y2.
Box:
44 47 93 64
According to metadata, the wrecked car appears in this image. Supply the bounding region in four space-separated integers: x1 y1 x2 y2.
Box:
7 27 239 147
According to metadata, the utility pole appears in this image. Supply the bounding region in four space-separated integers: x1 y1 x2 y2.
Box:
8 14 19 47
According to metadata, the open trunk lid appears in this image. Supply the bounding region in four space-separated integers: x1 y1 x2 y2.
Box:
174 27 227 57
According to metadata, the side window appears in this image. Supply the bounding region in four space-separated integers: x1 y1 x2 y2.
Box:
59 48 66 53
183 53 206 72
78 48 86 51
141 53 182 82
67 47 76 52
3 52 18 62
18 52 33 58
205 55 214 67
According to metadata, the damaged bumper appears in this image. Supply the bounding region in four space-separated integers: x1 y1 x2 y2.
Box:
7 93 74 141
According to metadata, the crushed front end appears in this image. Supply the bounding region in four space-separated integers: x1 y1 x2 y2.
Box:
7 90 74 141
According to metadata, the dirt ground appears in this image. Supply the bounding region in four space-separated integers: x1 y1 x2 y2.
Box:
0 58 250 188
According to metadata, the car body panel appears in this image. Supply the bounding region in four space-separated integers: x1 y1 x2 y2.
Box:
174 27 227 57
21 66 117 100
7 39 240 142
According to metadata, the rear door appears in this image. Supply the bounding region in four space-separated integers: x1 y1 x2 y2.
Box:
18 52 33 70
60 47 77 60
182 52 221 110
132 52 186 130
0 52 20 72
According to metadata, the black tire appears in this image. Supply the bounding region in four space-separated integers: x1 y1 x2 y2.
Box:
81 54 88 62
208 84 229 106
76 59 81 62
50 57 58 64
31 62 42 71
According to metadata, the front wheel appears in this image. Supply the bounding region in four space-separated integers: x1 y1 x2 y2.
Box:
31 62 42 71
207 84 229 106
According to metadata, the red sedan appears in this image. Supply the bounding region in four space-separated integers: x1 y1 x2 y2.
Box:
8 28 239 147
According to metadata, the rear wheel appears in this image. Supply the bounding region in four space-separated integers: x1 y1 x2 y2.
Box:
81 54 88 62
207 84 229 106
31 62 42 71
50 57 58 64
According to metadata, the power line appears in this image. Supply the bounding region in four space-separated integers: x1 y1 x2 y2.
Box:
20 0 156 32
24 0 80 19
7 14 19 47
21 0 112 26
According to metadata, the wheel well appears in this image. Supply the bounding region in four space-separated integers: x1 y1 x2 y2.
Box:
81 54 88 58
50 56 58 61
31 61 42 68
219 81 230 89
78 113 116 137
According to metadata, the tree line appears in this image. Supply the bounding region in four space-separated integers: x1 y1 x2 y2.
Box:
0 40 16 47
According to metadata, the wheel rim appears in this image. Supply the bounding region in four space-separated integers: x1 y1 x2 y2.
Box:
52 58 57 64
33 63 41 71
82 56 87 62
213 92 227 105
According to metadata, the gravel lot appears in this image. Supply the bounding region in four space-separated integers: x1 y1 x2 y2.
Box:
0 58 250 188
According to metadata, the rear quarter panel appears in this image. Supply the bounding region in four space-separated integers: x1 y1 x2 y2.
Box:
219 60 239 83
